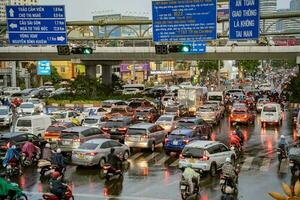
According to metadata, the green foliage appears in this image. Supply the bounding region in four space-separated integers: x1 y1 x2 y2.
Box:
239 60 260 73
271 59 296 69
41 66 61 84
287 73 300 103
197 60 219 75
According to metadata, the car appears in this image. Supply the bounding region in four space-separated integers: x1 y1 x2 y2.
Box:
128 98 156 110
256 98 270 112
178 117 212 140
44 122 76 143
29 89 50 99
17 102 37 116
205 101 225 117
164 104 189 117
49 110 84 124
261 103 282 127
15 115 52 137
196 105 220 125
83 107 108 117
144 88 167 98
135 107 159 123
0 132 45 160
3 87 21 96
27 98 44 112
164 128 201 155
72 138 130 167
122 88 140 95
155 115 178 133
101 100 128 112
101 116 132 143
82 116 106 128
225 89 245 97
161 96 176 106
0 106 13 127
230 108 254 125
125 123 166 152
179 141 236 176
58 127 109 152
105 105 135 120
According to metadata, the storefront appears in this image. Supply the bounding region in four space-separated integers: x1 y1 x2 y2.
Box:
120 62 150 84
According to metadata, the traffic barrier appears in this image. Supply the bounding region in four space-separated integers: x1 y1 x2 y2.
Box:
83 104 93 108
65 103 75 108
289 103 300 109
50 103 59 107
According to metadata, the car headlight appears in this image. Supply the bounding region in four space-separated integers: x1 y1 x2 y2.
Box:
5 118 9 121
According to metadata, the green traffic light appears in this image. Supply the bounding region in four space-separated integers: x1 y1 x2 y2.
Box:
180 45 191 52
83 48 92 54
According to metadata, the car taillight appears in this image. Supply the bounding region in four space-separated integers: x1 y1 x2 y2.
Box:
179 154 185 159
201 155 209 161
183 139 189 144
102 127 109 131
57 138 61 142
192 126 197 130
142 134 148 139
125 134 129 138
86 152 98 156
118 127 127 132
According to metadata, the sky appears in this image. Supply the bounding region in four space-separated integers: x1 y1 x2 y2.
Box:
40 0 291 21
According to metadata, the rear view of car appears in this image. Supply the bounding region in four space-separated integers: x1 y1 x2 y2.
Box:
230 109 253 125
44 122 74 143
196 106 218 125
164 129 195 155
101 117 131 142
261 104 282 126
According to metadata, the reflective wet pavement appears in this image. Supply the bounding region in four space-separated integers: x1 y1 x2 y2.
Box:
8 110 298 200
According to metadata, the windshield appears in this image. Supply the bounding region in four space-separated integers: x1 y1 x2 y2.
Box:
0 109 8 115
165 107 178 112
46 126 64 132
17 119 31 127
169 133 188 140
79 143 99 150
29 100 39 104
84 118 98 124
20 104 34 109
157 116 173 122
127 128 147 135
107 121 126 127
263 106 277 112
128 102 141 108
61 131 79 139
198 107 213 112
136 110 149 115
258 99 270 103
111 108 126 113
182 147 204 158
233 110 247 114
178 121 195 127
50 113 67 119
208 96 222 101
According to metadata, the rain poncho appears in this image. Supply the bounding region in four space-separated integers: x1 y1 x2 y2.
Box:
53 153 65 167
182 167 200 194
0 177 22 197
2 148 20 167
42 147 52 161
222 162 236 179
22 141 39 160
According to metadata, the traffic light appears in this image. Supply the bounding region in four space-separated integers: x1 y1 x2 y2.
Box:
169 44 191 53
57 45 70 55
71 46 93 55
155 44 168 54
179 45 191 53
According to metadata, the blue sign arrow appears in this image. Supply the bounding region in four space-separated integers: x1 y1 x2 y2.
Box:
6 5 67 45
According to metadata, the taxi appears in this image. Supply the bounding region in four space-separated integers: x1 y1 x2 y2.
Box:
230 108 254 125
44 122 75 143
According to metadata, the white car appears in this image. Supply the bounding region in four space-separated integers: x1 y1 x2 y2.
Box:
196 105 219 125
82 116 106 128
155 114 178 133
261 103 282 126
0 106 13 126
83 107 108 117
18 102 36 115
256 98 270 112
27 98 44 112
49 110 84 124
179 141 236 176
205 101 225 117
3 87 21 96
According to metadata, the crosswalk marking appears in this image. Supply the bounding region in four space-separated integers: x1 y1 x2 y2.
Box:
170 159 179 167
143 152 160 162
129 152 143 160
155 155 170 166
241 157 254 171
260 158 271 172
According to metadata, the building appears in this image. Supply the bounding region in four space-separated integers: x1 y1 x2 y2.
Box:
51 61 86 80
260 0 277 33
276 0 300 33
92 14 150 38
0 0 38 21
291 0 300 10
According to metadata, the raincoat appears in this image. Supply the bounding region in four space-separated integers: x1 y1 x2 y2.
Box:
182 167 200 194
2 148 20 167
230 134 241 148
42 147 52 161
0 177 22 197
53 152 65 167
22 141 39 160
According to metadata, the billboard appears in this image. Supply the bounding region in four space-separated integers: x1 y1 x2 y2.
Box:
37 61 51 76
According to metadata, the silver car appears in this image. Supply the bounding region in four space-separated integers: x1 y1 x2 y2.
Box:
82 116 106 128
72 138 130 167
125 123 166 152
155 114 178 133
196 105 219 125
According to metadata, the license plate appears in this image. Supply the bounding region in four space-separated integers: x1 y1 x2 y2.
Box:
130 137 139 141
37 168 41 172
220 180 225 184
289 163 294 167
103 170 107 173
180 185 186 190
111 128 116 132
63 141 71 145
236 119 240 122
139 117 143 120
277 152 281 155
189 158 195 163
173 141 178 145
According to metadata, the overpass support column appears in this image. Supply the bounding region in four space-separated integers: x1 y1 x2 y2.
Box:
102 64 112 86
86 64 97 79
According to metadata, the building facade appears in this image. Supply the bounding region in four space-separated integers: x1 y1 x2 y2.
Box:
260 0 277 33
276 0 300 33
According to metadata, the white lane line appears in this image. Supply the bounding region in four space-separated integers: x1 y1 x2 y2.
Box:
170 159 179 167
143 152 160 162
241 157 254 171
129 152 143 160
155 155 170 166
260 158 271 172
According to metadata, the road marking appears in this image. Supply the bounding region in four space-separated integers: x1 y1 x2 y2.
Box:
143 152 160 162
241 157 254 171
129 152 143 160
260 158 271 172
170 159 179 167
155 155 170 166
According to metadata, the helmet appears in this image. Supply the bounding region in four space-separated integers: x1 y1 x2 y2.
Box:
232 131 236 135
225 157 231 163
52 171 60 179
110 148 115 154
11 145 16 149
56 148 61 153
45 143 50 148
280 135 285 139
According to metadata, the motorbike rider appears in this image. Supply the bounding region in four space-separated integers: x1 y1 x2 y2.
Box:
235 126 244 146
52 149 66 174
49 171 67 200
182 164 200 195
2 145 20 169
107 148 122 171
229 131 242 149
221 157 238 188
22 139 40 161
278 135 289 155
42 143 52 161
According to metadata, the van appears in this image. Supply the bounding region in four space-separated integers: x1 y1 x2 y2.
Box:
207 91 224 103
15 115 51 137
260 103 282 127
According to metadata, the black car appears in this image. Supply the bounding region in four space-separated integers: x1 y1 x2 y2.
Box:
177 117 212 140
101 116 132 143
30 89 50 99
0 132 46 159
144 88 167 98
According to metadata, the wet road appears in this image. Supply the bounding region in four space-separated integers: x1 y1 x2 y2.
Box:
8 110 298 200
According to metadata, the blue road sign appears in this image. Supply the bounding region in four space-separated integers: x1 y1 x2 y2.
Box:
229 0 260 40
184 42 206 54
37 61 51 76
152 0 217 42
6 5 67 45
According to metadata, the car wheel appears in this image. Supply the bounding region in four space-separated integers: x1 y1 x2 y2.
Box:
210 163 217 177
123 151 129 160
150 142 155 152
99 158 106 168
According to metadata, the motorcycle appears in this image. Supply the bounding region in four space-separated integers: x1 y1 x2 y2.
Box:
6 159 21 178
102 164 123 181
277 148 287 165
21 152 40 167
37 160 55 180
289 160 300 176
220 165 240 199
179 176 200 200
0 181 28 200
42 185 74 200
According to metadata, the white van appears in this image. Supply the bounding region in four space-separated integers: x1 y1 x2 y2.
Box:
261 103 282 127
207 91 224 103
15 115 51 137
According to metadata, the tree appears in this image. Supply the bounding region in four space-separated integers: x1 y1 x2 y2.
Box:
239 60 260 73
197 60 219 75
41 66 62 85
271 59 296 69
287 73 300 103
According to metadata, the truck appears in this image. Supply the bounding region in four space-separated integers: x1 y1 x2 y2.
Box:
178 86 208 116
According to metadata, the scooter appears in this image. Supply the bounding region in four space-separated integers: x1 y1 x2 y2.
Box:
6 159 21 178
21 152 40 167
179 176 201 200
42 185 74 200
102 164 123 181
0 180 28 200
277 148 287 165
220 176 237 200
37 160 55 180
